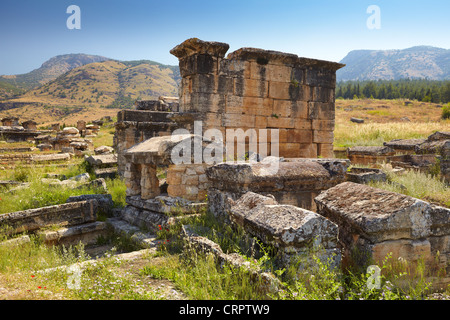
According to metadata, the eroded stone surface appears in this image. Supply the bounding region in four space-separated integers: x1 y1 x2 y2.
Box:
314 182 450 273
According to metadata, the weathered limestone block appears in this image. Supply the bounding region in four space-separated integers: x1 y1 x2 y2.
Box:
415 131 450 155
0 200 98 236
346 167 387 184
62 127 79 135
227 192 341 267
347 146 395 165
66 194 113 214
314 182 450 272
207 158 349 211
85 154 117 168
383 138 426 154
94 145 114 155
77 120 86 132
126 195 206 215
31 153 71 163
38 221 107 246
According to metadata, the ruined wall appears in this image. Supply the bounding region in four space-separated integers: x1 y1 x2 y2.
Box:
166 163 210 201
114 106 183 174
170 38 344 158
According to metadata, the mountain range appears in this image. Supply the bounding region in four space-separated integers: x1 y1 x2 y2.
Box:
337 46 450 81
0 54 180 104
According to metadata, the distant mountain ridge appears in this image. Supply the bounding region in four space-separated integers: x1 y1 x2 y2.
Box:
337 46 450 81
0 58 180 110
0 54 111 93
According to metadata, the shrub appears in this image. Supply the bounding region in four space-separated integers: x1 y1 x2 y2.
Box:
442 104 450 120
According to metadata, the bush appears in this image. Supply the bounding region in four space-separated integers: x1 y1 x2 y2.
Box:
442 104 450 120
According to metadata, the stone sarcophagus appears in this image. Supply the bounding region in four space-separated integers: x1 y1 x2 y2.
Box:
315 181 450 278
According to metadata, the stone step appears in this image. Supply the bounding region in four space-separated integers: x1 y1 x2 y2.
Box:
106 217 158 249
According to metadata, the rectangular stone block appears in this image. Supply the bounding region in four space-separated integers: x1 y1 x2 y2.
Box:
312 119 335 131
313 130 334 144
167 184 186 198
312 86 335 103
291 101 309 119
223 113 255 128
242 97 273 117
272 100 292 118
190 74 217 94
287 129 313 144
179 54 218 76
266 64 292 82
266 116 295 129
239 78 268 98
305 68 336 88
299 143 318 158
317 143 335 158
166 170 182 185
268 81 290 100
255 115 268 128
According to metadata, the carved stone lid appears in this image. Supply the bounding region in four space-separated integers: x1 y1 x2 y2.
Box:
170 38 230 58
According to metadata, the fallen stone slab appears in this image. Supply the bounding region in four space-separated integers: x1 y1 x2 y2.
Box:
38 221 107 246
85 154 117 168
427 131 450 142
350 117 364 124
415 140 450 155
31 153 71 163
0 235 31 247
94 145 114 155
120 203 201 233
314 182 450 271
0 200 98 236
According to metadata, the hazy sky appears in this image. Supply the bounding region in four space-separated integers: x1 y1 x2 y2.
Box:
1 0 449 75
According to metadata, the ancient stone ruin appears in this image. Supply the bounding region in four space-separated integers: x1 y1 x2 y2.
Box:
109 38 450 284
115 38 345 174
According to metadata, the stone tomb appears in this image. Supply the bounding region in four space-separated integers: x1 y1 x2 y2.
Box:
224 191 341 268
171 38 345 159
123 134 222 202
347 146 395 165
207 157 349 214
114 38 345 177
315 181 450 280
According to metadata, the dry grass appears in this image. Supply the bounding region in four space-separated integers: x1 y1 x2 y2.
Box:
334 98 449 148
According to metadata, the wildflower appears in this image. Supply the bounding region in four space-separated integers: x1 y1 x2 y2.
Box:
38 286 41 289
31 275 35 278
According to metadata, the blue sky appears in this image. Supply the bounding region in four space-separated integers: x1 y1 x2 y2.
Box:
1 0 449 75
